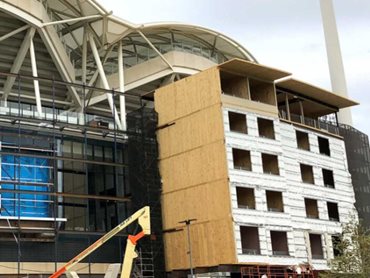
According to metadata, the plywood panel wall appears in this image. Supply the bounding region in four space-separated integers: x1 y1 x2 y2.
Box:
155 66 237 271
163 218 236 270
157 104 224 159
155 67 222 126
159 141 228 193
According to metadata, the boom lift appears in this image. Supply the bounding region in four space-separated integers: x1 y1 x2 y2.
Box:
49 206 150 278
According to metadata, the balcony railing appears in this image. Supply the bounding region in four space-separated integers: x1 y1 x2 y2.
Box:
280 110 339 135
268 207 284 212
272 250 289 256
312 254 324 260
242 248 260 255
0 101 125 140
238 204 255 210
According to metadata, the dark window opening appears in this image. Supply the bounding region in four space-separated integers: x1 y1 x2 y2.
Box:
258 118 275 139
271 231 289 256
296 130 310 150
232 149 251 171
262 153 279 175
309 234 324 259
323 169 335 188
318 136 331 156
332 235 342 257
266 191 284 212
305 198 319 219
236 187 255 209
300 164 314 184
249 78 276 105
229 112 247 134
241 226 260 255
327 202 339 221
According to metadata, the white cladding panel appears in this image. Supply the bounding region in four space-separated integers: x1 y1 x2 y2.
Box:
223 108 356 270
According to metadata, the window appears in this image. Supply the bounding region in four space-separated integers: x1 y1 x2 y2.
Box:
262 153 279 175
266 191 284 212
327 202 339 221
309 234 324 259
229 112 247 134
318 136 330 156
249 78 276 105
240 226 260 255
300 164 314 184
236 187 255 209
232 149 251 171
332 235 342 257
322 169 335 188
257 118 275 139
270 231 289 256
305 198 319 219
296 130 310 150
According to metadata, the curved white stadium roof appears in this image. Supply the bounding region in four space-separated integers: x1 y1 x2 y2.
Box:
0 0 257 116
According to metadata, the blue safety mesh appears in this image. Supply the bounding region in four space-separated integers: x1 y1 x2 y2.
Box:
1 155 50 217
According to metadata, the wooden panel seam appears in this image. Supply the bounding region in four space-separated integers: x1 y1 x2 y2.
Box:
162 177 228 195
158 138 225 161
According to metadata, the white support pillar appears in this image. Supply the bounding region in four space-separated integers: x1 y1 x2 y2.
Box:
82 26 88 85
29 36 43 117
118 41 126 130
320 0 352 125
88 33 123 130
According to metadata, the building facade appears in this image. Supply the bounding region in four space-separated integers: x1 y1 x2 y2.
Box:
0 0 366 277
155 60 358 277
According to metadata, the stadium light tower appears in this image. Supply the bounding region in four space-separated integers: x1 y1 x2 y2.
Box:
320 0 352 125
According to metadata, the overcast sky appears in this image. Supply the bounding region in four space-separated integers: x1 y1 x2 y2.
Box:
98 0 370 136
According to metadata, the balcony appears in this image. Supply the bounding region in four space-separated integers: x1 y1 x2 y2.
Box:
280 110 339 136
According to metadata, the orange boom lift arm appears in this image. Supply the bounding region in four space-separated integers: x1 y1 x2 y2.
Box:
49 206 150 278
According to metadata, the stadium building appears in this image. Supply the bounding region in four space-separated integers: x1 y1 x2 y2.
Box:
0 0 368 277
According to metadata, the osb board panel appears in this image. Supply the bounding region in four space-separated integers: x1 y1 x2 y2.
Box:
155 67 222 126
160 140 228 193
164 218 237 271
162 179 230 229
221 76 249 99
221 94 278 117
157 104 224 159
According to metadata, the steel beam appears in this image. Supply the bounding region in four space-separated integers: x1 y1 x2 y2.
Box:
2 27 36 102
118 41 126 130
88 33 123 130
0 25 29 43
138 31 174 71
82 26 88 84
29 37 43 117
42 14 103 27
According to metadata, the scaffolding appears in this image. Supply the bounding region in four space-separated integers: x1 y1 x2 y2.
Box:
127 107 165 278
0 71 164 277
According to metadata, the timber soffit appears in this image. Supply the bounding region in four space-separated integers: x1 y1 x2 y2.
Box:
277 78 359 109
218 58 291 81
